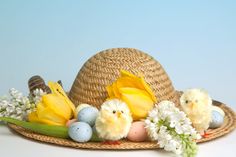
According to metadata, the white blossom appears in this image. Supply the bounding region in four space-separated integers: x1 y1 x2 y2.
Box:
0 88 37 120
145 100 201 157
32 88 46 104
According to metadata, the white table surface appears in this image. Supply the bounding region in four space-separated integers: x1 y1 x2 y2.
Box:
0 122 235 157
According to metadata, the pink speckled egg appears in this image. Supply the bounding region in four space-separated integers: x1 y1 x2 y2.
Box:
127 121 148 142
66 119 77 127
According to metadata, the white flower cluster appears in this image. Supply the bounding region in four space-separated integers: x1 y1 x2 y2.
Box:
0 88 37 120
31 88 46 104
145 101 201 157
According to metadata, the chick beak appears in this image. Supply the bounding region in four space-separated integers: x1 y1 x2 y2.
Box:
116 111 122 118
190 103 197 110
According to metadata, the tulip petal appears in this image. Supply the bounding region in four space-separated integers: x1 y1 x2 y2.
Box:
28 111 65 126
119 87 150 96
36 103 67 125
28 112 40 122
48 81 67 98
28 81 76 126
48 81 75 114
106 85 115 98
120 70 157 102
120 70 138 79
140 77 157 102
107 82 122 98
120 70 144 89
119 87 154 120
106 70 157 120
42 94 72 120
116 76 144 89
112 82 121 98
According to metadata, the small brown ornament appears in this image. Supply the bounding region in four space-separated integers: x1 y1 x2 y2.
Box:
28 75 51 95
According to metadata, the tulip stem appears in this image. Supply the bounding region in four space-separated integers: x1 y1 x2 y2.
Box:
0 117 69 139
0 117 103 142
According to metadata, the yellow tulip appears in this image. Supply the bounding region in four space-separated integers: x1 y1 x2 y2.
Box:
28 81 75 126
106 70 157 120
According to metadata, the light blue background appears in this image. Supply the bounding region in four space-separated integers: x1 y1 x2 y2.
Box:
0 1 235 110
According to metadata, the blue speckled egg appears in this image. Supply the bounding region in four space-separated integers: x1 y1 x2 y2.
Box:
75 104 91 118
68 122 92 142
77 107 99 126
209 110 224 129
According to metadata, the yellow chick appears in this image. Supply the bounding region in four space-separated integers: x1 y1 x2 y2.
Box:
95 99 132 142
180 89 212 134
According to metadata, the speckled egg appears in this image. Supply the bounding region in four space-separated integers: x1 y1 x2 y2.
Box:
209 110 224 129
68 122 92 142
77 107 99 126
66 119 77 127
127 121 148 142
212 106 225 117
75 104 91 118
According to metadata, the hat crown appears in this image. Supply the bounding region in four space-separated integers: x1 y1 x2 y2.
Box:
69 48 179 108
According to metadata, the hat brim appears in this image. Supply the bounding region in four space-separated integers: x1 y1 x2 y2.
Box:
7 100 236 150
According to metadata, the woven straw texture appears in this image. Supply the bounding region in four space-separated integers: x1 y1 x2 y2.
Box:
8 100 236 150
7 48 235 149
69 48 179 108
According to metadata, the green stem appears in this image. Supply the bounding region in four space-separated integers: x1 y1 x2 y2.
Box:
0 117 69 138
0 117 102 142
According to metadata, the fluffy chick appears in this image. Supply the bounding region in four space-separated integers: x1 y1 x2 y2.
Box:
95 99 132 141
180 89 212 134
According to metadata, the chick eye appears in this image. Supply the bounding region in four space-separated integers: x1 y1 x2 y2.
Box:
195 100 198 103
185 100 189 104
113 110 116 114
121 111 124 113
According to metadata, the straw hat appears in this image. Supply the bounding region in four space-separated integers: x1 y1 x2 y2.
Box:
8 48 236 150
69 48 179 108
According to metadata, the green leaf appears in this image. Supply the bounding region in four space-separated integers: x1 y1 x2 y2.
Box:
0 117 69 138
0 117 103 142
